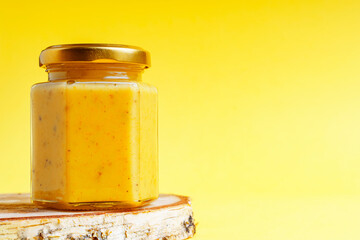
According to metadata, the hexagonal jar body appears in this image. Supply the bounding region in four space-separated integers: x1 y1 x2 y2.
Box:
31 44 158 210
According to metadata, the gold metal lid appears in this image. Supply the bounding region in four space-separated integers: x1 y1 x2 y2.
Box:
39 44 151 68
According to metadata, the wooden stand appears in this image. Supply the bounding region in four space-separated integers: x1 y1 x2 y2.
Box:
0 193 195 239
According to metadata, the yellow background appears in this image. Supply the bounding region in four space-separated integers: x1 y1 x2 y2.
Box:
2 0 360 239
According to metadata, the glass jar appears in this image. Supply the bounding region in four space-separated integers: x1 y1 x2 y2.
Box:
31 44 158 210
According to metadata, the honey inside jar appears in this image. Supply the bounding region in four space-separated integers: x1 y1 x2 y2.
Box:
31 45 158 210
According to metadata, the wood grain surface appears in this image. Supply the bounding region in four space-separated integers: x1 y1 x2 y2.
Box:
0 194 195 240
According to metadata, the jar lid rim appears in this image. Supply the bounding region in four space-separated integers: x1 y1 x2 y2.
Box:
39 44 151 68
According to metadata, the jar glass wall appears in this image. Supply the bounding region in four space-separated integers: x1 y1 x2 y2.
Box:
31 44 158 210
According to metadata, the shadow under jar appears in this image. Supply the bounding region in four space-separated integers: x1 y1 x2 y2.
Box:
31 44 158 210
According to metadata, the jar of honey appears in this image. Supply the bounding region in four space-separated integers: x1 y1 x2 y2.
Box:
31 44 158 210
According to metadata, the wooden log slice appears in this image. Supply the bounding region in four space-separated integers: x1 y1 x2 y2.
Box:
0 194 195 240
